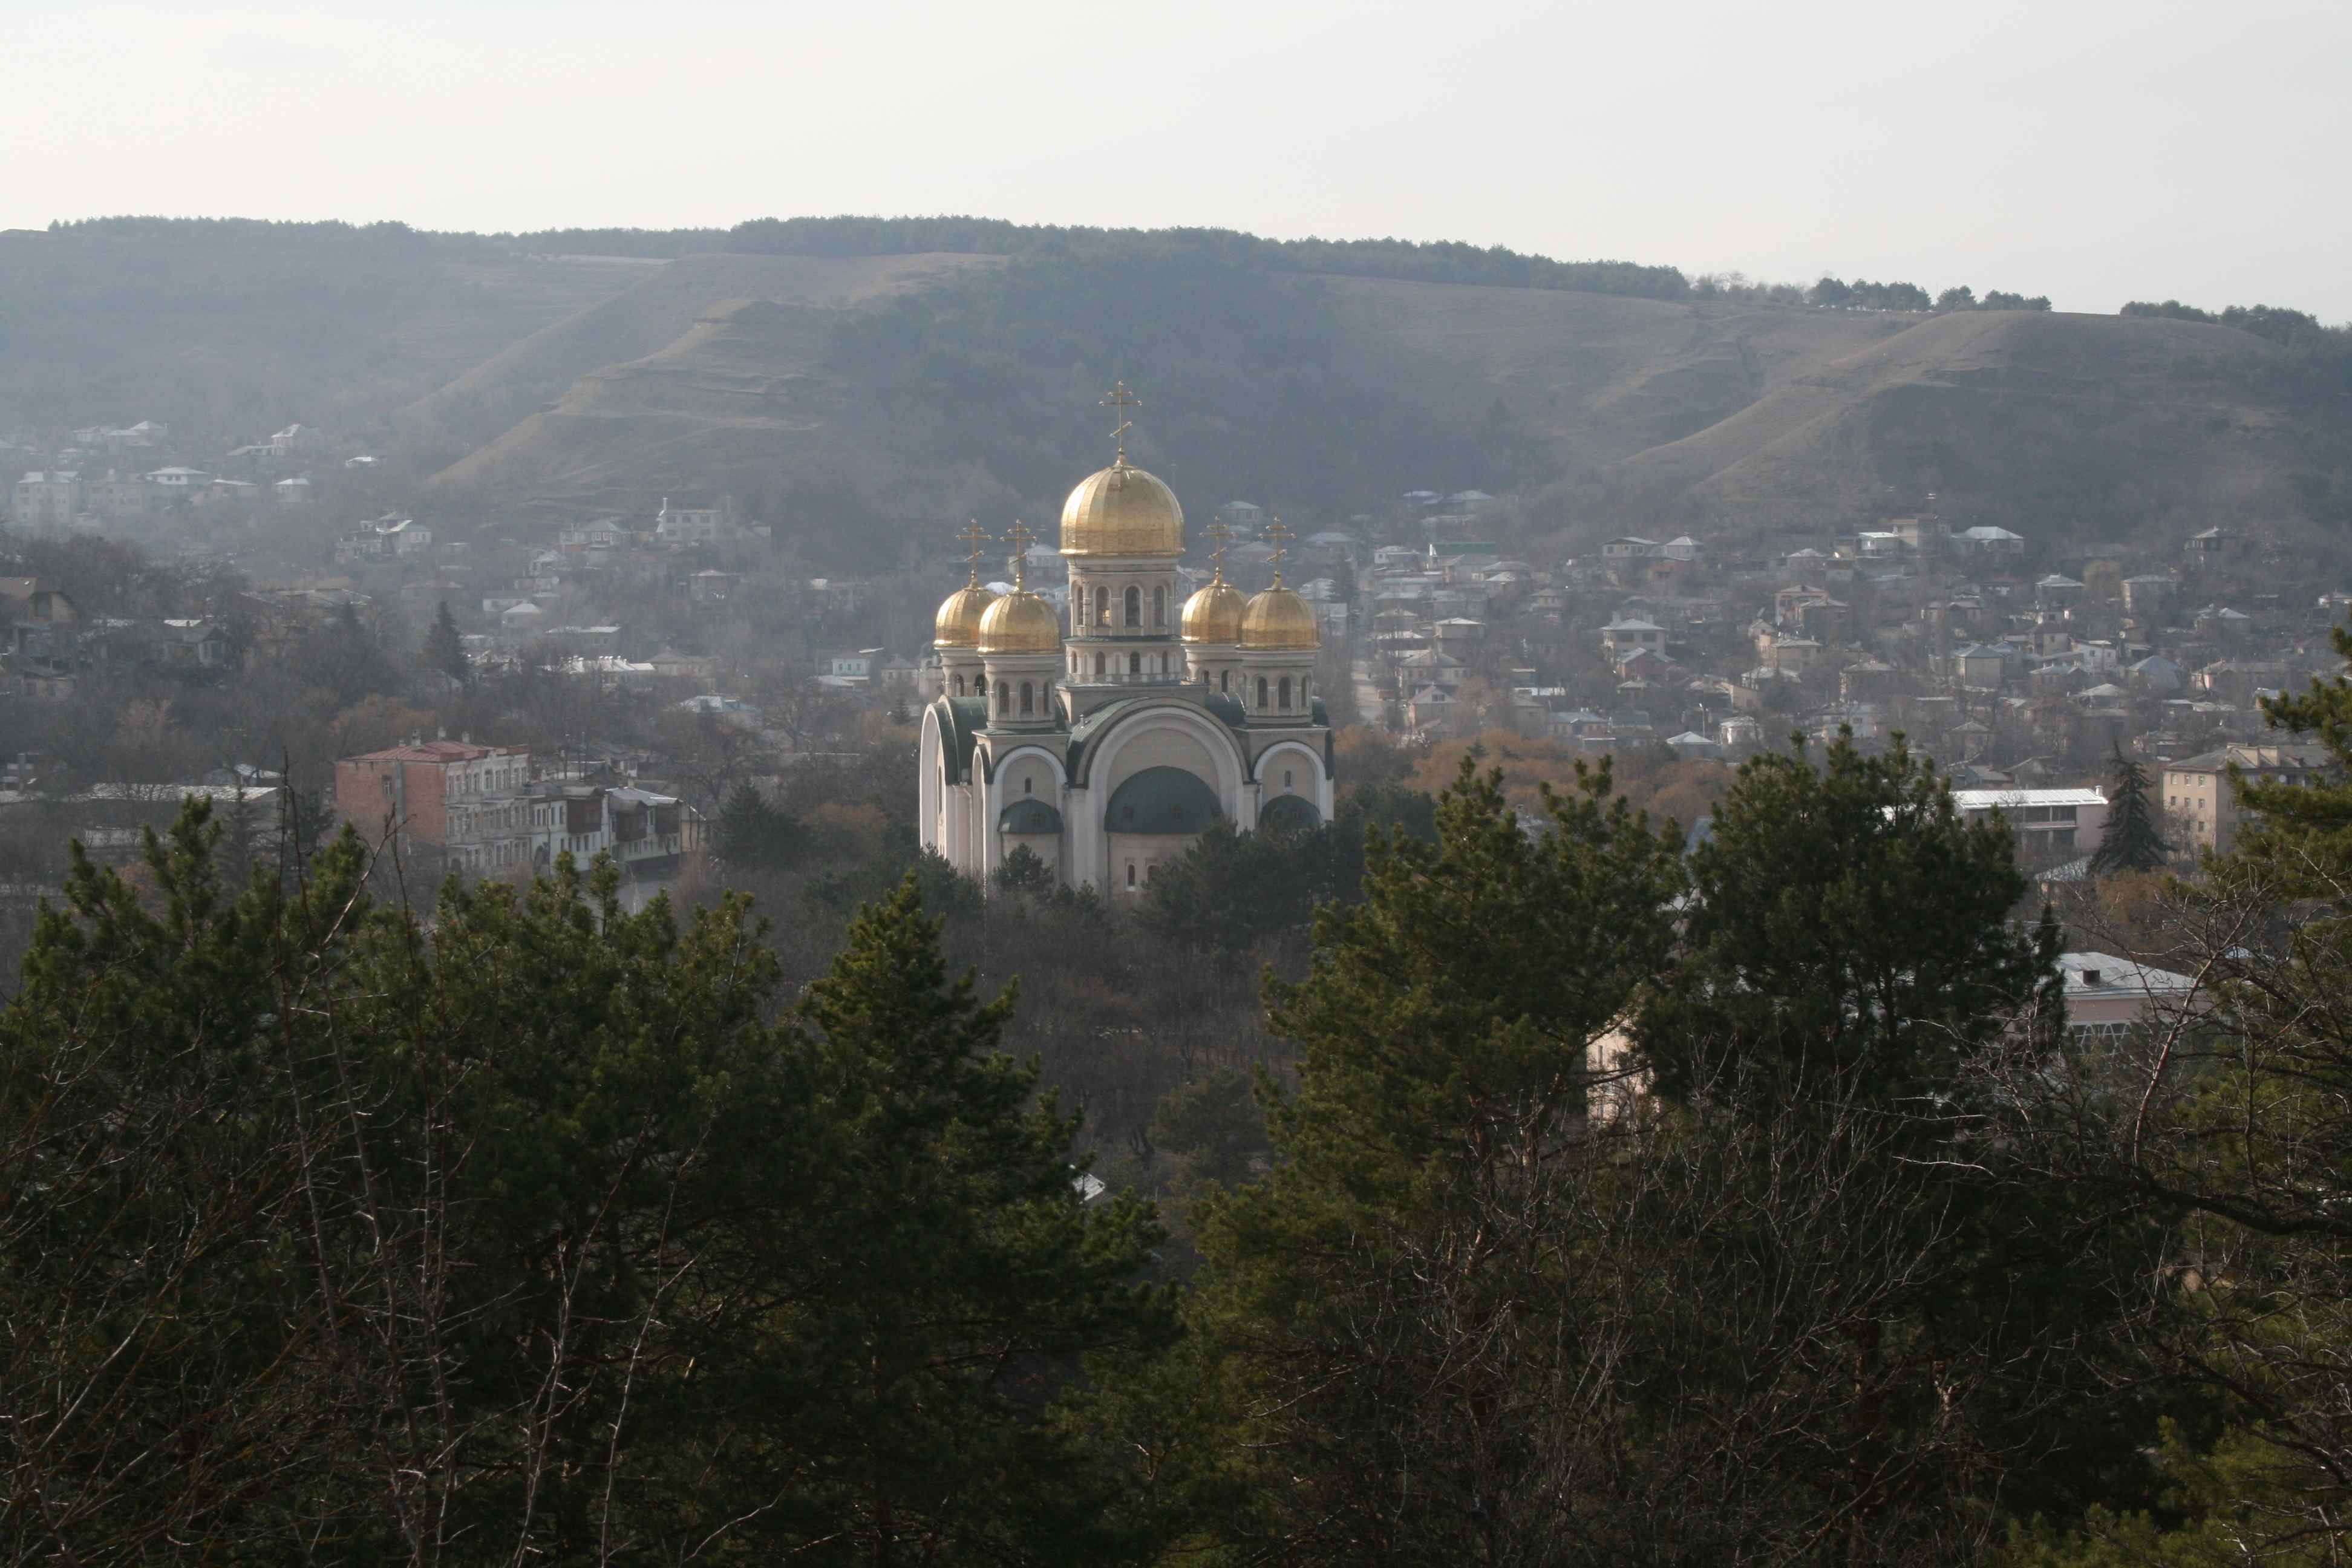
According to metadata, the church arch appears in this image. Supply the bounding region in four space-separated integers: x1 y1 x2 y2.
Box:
1249 739 1326 788
1259 793 1322 835
1105 766 1223 835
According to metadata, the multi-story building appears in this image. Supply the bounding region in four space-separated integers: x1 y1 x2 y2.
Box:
335 738 533 848
11 471 83 528
2161 743 2334 854
1952 787 2110 865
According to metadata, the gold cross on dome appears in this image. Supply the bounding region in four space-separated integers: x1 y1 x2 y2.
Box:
1265 515 1294 586
1100 381 1142 463
1003 520 1036 589
1204 521 1231 581
955 518 990 586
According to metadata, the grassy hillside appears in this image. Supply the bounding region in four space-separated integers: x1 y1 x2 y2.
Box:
393 250 1006 469
9 216 2348 566
0 221 653 439
1602 309 2341 546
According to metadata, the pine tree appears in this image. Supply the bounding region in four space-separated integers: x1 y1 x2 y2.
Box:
422 597 470 685
710 780 803 871
1637 728 2058 1110
1 813 1175 1563
1164 757 1687 1560
2089 743 2169 874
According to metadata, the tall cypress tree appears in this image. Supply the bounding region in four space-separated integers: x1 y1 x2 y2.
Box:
422 598 470 686
2089 742 2168 875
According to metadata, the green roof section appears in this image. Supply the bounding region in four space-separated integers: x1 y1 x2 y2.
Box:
932 696 987 785
998 799 1063 835
1105 766 1222 835
1259 794 1323 834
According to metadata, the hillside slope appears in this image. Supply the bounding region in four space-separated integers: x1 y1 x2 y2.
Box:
0 226 652 438
393 250 1005 468
1607 309 2318 541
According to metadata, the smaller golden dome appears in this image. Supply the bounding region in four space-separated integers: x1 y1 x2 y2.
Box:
978 590 1063 655
934 583 998 648
1240 586 1320 651
1180 579 1248 644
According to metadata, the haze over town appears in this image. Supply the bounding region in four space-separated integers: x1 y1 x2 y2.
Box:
7 1 2352 1562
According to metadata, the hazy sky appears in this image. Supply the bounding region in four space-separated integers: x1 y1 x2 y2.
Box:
10 0 2348 319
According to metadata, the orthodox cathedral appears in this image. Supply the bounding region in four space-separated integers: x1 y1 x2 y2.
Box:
919 387 1333 895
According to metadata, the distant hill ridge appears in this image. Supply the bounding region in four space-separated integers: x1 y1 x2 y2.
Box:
8 215 2350 571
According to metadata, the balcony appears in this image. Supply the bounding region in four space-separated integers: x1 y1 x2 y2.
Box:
1063 670 1185 689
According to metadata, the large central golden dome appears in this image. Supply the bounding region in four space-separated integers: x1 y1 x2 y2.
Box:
1060 459 1184 558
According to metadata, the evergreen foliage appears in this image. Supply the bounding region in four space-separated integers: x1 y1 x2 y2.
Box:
1636 728 2059 1111
0 811 1165 1563
422 598 471 685
710 780 805 871
2090 743 2171 875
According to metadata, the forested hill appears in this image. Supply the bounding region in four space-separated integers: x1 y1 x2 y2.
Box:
6 215 2349 564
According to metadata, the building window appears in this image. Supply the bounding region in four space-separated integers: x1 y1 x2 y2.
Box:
1159 652 1169 674
1126 861 1136 887
953 673 965 696
1094 586 1109 626
1124 586 1141 627
1093 651 1106 676
1284 769 1293 789
1221 671 1230 693
996 681 1009 714
1024 777 1033 795
1129 652 1142 675
1153 586 1167 627
1256 676 1269 708
1278 676 1292 710
1019 681 1034 714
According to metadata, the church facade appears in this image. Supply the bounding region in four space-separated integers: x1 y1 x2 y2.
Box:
918 396 1333 895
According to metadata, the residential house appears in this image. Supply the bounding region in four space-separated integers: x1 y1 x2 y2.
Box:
2058 952 2205 1041
1952 526 2027 560
2162 743 2335 854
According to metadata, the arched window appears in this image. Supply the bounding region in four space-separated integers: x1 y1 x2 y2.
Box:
995 681 1009 714
1301 675 1310 701
1093 651 1106 676
1128 652 1142 675
1020 681 1034 714
1094 586 1109 626
953 673 965 696
1284 769 1294 789
1278 676 1292 710
1123 586 1141 627
1152 586 1167 627
1159 652 1169 674
1126 861 1136 887
1220 670 1230 693
1256 676 1269 709
1024 776 1033 795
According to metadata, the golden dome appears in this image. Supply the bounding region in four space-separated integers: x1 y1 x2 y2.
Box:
1060 459 1185 558
1240 586 1320 651
933 583 998 648
977 590 1063 655
1181 578 1247 644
